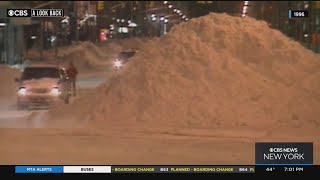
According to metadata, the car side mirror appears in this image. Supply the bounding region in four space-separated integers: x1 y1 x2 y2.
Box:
14 78 20 82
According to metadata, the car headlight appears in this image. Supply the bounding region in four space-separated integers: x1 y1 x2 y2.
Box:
18 87 26 96
114 59 123 68
50 87 61 96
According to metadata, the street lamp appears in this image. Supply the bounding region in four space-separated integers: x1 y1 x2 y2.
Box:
163 1 168 4
168 5 173 8
242 1 250 17
242 8 247 14
163 18 169 35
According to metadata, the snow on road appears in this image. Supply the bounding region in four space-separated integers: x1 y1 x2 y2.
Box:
1 126 320 164
0 71 109 128
1 13 320 165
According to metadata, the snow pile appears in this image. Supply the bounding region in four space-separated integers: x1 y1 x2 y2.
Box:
54 41 108 70
55 49 108 72
47 13 320 130
27 42 111 72
25 39 148 72
0 65 21 97
99 37 151 58
55 38 150 70
108 37 149 51
57 41 106 58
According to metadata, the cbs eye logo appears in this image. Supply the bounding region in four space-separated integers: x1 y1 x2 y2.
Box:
7 9 29 17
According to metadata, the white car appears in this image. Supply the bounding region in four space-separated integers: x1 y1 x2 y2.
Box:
15 64 71 110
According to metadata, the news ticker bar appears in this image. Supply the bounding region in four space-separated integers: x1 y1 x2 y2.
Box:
6 9 64 18
10 166 255 173
0 165 319 174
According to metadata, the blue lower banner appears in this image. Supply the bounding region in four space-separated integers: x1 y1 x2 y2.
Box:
15 166 112 173
15 166 64 173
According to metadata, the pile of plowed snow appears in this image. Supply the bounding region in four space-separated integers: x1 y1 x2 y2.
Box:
50 41 111 71
54 39 149 71
47 13 320 130
56 41 106 58
26 39 148 72
56 49 108 72
98 37 151 58
0 65 21 97
104 37 149 50
24 42 111 72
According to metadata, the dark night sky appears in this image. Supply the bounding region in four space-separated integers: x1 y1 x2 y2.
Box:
188 1 244 18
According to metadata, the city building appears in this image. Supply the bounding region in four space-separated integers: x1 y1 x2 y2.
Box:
0 1 30 65
249 1 320 53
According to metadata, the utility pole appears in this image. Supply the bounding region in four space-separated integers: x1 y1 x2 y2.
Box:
54 18 59 57
75 1 79 42
40 20 44 60
97 1 104 41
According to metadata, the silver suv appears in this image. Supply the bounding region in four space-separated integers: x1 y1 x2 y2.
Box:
15 64 71 110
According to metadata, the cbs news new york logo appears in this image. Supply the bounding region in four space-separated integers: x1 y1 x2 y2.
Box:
7 9 64 17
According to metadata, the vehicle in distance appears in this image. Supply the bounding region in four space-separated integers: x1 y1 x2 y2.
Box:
114 50 138 69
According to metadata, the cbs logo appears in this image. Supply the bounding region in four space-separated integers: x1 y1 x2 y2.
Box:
7 9 29 17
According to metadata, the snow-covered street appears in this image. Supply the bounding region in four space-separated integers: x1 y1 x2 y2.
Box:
1 12 320 165
0 71 108 128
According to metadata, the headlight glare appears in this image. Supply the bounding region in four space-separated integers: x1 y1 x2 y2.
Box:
18 87 26 96
50 87 61 96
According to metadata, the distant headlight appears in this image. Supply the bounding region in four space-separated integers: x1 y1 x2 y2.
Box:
18 87 26 96
50 87 61 96
114 59 123 68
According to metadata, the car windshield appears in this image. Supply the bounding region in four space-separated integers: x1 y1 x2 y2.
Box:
21 67 60 80
118 51 136 62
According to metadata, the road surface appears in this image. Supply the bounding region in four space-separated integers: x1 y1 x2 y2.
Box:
0 71 109 128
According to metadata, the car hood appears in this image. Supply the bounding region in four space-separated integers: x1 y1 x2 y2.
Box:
20 78 60 89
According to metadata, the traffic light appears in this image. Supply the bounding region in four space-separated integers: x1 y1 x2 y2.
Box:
97 1 104 10
312 33 320 45
147 1 156 8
